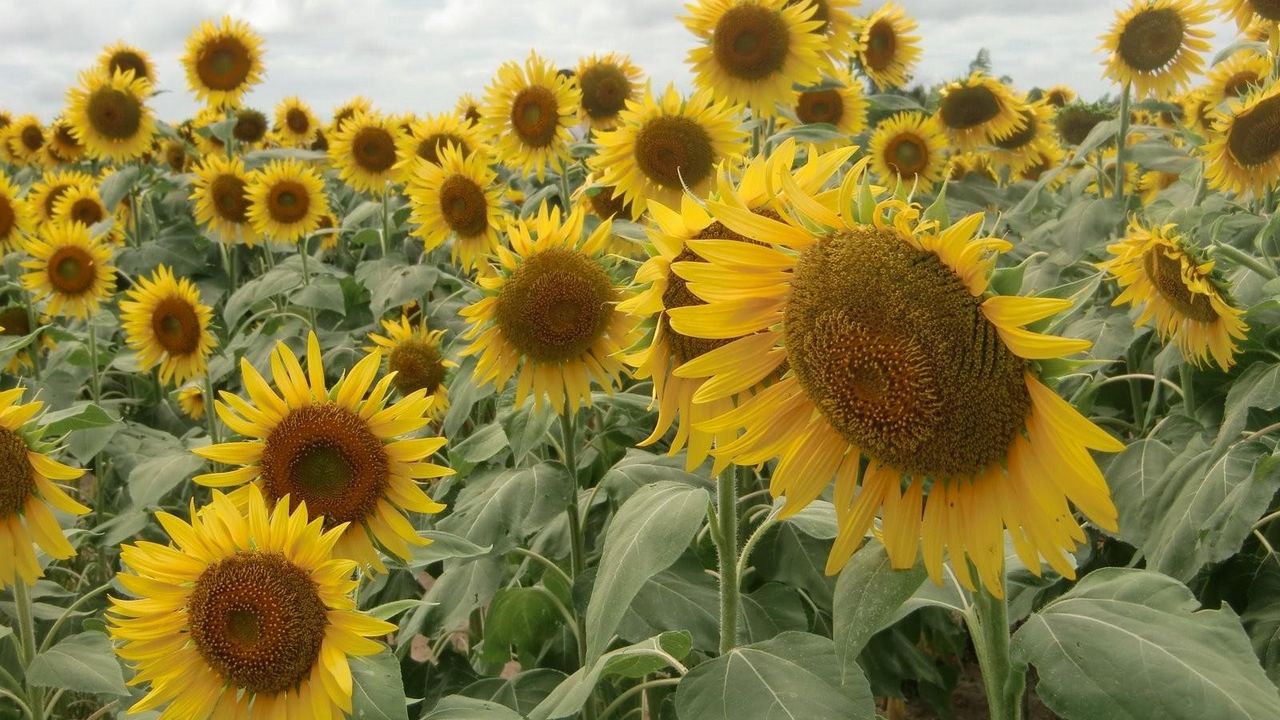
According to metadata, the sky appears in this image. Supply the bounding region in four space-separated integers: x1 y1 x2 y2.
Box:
0 0 1243 122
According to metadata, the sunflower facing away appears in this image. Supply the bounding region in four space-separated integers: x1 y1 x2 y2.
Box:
936 72 1026 150
792 68 870 142
193 333 451 571
855 3 922 91
684 0 826 116
591 85 748 220
99 41 157 84
406 143 503 273
182 16 265 107
273 96 319 147
868 111 947 192
109 485 398 718
66 68 156 162
246 159 330 244
330 111 401 194
0 172 35 253
21 222 116 320
192 154 257 245
394 112 484 183
575 53 645 131
120 265 218 387
461 205 639 414
1101 220 1247 370
368 316 455 422
1100 0 1214 99
177 384 206 421
1204 80 1280 198
666 172 1123 596
482 51 580 181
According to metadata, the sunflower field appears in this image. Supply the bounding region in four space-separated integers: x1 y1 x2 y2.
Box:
2 1 1280 718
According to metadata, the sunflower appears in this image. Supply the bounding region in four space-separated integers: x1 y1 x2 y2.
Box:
1140 168 1183 202
406 143 503 273
1041 85 1077 108
182 16 264 107
328 112 400 194
231 107 269 147
65 68 157 162
109 485 398 718
44 118 86 164
575 174 637 228
1222 0 1280 29
0 173 35 253
191 153 257 245
0 306 52 374
331 96 373 134
591 85 748 220
947 153 1000 184
989 101 1057 173
27 169 95 226
315 212 341 252
1205 82 1280 197
575 53 645 131
456 93 483 128
935 73 1026 150
51 185 120 243
367 316 454 421
1100 0 1214 99
0 390 89 589
21 222 116 320
192 333 451 571
1017 142 1068 187
160 139 189 173
1203 51 1272 107
120 266 218 387
393 112 483 183
667 172 1122 596
868 111 947 192
855 3 922 91
272 96 318 147
792 69 869 141
189 106 229 156
177 384 206 421
1101 220 1246 369
99 41 157 84
6 115 45 166
246 159 329 244
684 0 826 117
482 51 580 181
789 0 860 70
1086 149 1141 197
461 205 638 413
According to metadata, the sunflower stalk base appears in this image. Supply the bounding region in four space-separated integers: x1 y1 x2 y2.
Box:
966 578 1024 720
713 465 739 655
14 581 45 720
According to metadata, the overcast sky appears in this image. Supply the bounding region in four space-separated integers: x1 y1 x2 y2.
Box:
0 0 1242 122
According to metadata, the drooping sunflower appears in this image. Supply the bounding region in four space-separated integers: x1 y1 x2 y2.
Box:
1205 82 1280 198
1101 220 1246 369
575 53 645 131
393 112 483 183
99 41 157 84
855 3 922 91
6 115 45 166
406 143 503 273
591 85 748 220
1100 0 1214 99
989 101 1058 173
867 111 947 192
109 485 398 718
191 153 257 245
193 333 451 570
44 118 86 164
935 73 1026 150
792 69 870 142
1221 0 1280 29
0 390 89 589
272 96 319 147
482 51 581 181
1041 85 1077 108
65 68 157 162
667 173 1123 596
21 222 116 319
51 185 120 243
0 172 35 253
246 159 329 244
120 266 218 387
177 384 206 420
1054 102 1115 145
684 0 826 116
1203 51 1272 107
461 205 639 413
368 316 454 421
27 169 95 226
456 93 483 128
329 111 401 194
182 16 265 107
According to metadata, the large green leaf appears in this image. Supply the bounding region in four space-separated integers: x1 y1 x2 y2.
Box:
26 631 129 696
437 463 573 553
528 632 692 720
1013 568 1280 720
350 648 410 720
481 587 560 663
460 669 566 716
598 450 709 504
832 540 927 686
1214 362 1280 455
127 447 206 508
1105 438 1177 548
422 697 525 719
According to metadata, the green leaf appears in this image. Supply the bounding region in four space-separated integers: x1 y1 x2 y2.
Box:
437 464 573 552
290 275 346 315
584 481 710 662
449 422 510 470
353 256 438 317
224 265 302 328
420 557 503 635
98 166 141 210
832 540 927 685
528 632 692 720
1105 438 1177 548
1013 568 1280 720
674 632 875 720
350 648 410 720
342 199 384 229
460 669 567 716
423 697 525 719
127 447 207 508
1215 362 1280 456
868 94 923 112
481 587 560 663
408 530 492 567
26 631 129 696
599 450 710 504
39 402 118 435
367 598 433 622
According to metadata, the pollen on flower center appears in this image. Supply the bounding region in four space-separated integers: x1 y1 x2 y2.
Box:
495 247 614 362
0 428 34 519
1142 248 1218 322
1117 8 1185 72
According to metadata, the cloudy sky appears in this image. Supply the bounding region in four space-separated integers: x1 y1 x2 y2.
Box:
0 0 1241 122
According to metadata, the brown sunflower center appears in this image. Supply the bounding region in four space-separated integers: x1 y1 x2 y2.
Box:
586 185 632 221
1251 0 1280 21
417 133 469 165
1222 70 1261 99
108 51 149 81
48 246 96 295
580 63 631 120
260 404 389 528
187 552 327 696
634 116 715 191
210 174 250 224
0 428 34 519
353 126 397 173
68 198 105 227
796 89 844 125
53 123 79 149
86 87 143 140
884 133 928 175
1056 106 1108 145
463 105 482 126
495 247 614 363
0 307 30 336
939 85 1002 131
995 109 1039 150
285 108 311 134
0 196 15 239
1022 154 1053 181
864 19 897 70
164 142 187 172
267 181 311 224
662 246 734 363
510 86 560 148
150 296 202 355
197 37 253 91
234 110 268 144
20 125 43 152
1143 249 1219 322
1045 90 1069 108
1117 8 1185 72
438 174 489 238
785 226 1030 478
388 339 447 396
713 4 791 81
1228 95 1280 167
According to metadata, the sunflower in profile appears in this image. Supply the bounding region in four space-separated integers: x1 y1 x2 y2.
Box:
1205 82 1280 197
193 333 450 570
591 85 748 220
792 69 869 142
315 212 341 252
368 316 454 421
1140 169 1182 202
1100 0 1214 98
989 100 1056 173
394 112 483 182
482 51 580 181
684 0 826 116
1222 0 1280 29
99 41 157 84
1042 85 1077 108
109 485 398 718
0 390 88 589
936 73 1026 150
1101 220 1246 369
406 143 503 273
868 111 947 192
182 16 264 107
120 266 218 387
191 154 256 245
21 222 116 319
461 205 638 413
246 159 329 243
44 118 86 164
329 111 400 194
6 115 45 166
947 153 1000 184
456 93 483 128
855 3 921 90
1203 51 1271 107
668 172 1122 596
575 53 645 131
51 185 120 243
272 96 318 147
177 384 206 420
0 173 35 253
1017 143 1068 187
1054 102 1113 145
65 68 157 162
28 169 95 226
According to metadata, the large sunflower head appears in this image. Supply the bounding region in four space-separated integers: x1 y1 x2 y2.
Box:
406 143 504 274
272 96 319 147
393 111 484 183
182 16 265 107
0 172 35 253
20 222 116 320
109 485 398 717
6 115 45 166
461 204 639 413
191 153 257 246
65 67 157 162
855 3 922 91
1102 219 1247 369
482 51 581 181
44 117 86 164
99 41 157 85
575 53 645 131
329 111 401 194
120 265 219 387
935 72 1027 150
666 167 1123 596
0 389 89 589
868 111 947 192
1221 0 1280 29
1176 89 1215 134
947 152 1000 184
456 93 483 128
368 316 455 421
27 169 95 226
1204 81 1280 197
684 0 826 117
1100 0 1214 98
50 185 118 242
193 333 451 571
792 68 870 142
1203 51 1272 107
590 84 748 220
246 159 330 244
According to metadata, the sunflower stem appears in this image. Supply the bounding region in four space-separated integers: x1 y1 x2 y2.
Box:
86 322 101 405
298 234 317 331
21 290 42 382
14 581 45 720
1180 363 1196 414
559 407 586 580
714 464 739 655
380 187 391 257
966 577 1023 720
1114 83 1131 207
1213 240 1279 280
204 372 220 445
